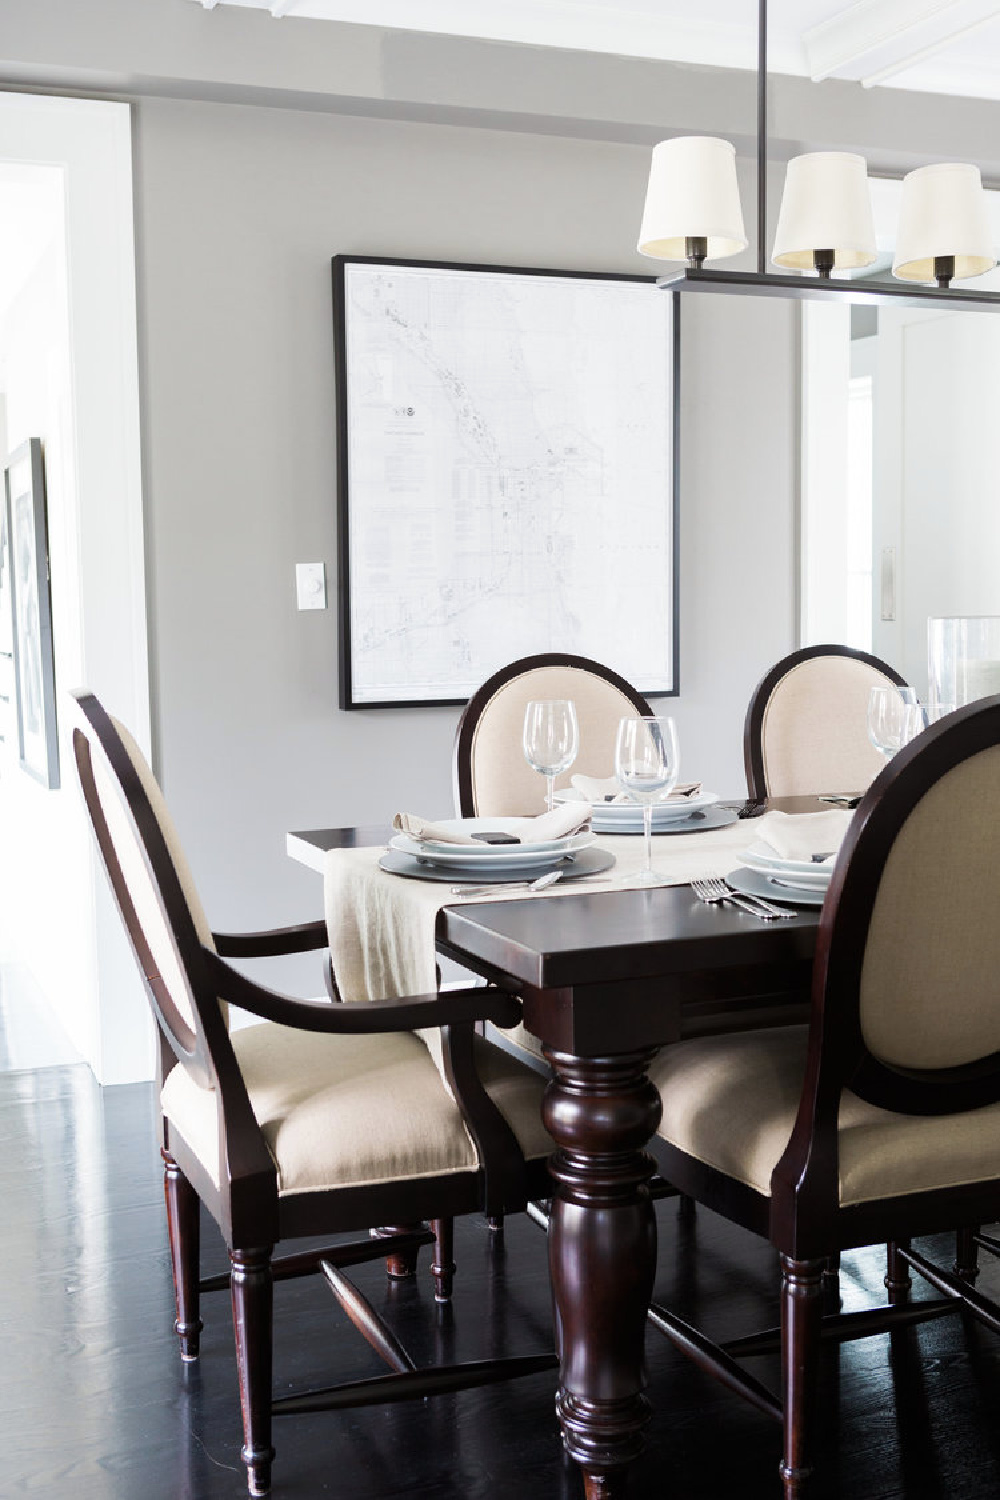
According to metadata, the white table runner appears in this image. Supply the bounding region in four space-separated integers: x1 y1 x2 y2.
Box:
324 814 778 1009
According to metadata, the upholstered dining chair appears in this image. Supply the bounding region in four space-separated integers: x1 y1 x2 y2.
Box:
453 651 653 817
744 643 909 799
646 694 1000 1497
71 692 556 1497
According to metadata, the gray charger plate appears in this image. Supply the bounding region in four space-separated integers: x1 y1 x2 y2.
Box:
594 806 739 837
728 865 827 908
380 847 616 885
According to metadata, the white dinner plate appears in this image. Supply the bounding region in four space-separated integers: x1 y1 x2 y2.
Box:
743 840 838 878
555 789 719 822
740 853 832 890
396 817 591 857
389 830 595 871
727 866 827 908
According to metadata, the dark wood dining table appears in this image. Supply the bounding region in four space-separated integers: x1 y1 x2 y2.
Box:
288 799 827 1498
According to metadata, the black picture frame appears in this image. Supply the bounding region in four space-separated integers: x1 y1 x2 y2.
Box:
5 438 60 788
333 255 680 710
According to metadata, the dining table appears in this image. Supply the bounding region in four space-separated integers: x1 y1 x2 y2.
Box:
286 797 831 1499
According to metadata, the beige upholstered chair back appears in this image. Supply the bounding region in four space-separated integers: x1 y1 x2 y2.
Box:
457 660 652 816
758 654 901 798
73 695 221 1088
859 743 1000 1073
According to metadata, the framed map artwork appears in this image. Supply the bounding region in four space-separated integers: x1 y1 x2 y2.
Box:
5 438 59 787
333 256 679 709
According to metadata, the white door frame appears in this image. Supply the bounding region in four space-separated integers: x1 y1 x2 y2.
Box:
0 93 152 1084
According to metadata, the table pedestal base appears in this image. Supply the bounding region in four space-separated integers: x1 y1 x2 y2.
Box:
543 1048 662 1499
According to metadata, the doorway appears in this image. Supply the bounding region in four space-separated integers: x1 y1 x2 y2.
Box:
0 93 151 1084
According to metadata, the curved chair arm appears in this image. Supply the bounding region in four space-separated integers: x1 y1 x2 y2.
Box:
203 949 522 1032
212 919 328 958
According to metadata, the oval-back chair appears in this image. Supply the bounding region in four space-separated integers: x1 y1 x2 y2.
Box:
453 652 654 817
71 691 555 1496
744 643 909 800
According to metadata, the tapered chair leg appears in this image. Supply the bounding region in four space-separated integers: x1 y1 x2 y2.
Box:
885 1241 912 1305
780 1256 824 1500
162 1150 203 1361
430 1218 455 1303
231 1247 275 1498
955 1227 980 1285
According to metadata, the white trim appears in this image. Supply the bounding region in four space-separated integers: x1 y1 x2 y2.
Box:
0 93 151 1085
804 0 1000 83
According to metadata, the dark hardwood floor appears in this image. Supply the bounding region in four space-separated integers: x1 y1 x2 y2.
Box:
5 1060 1000 1499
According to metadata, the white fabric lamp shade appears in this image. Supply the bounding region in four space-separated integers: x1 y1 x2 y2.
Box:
893 163 996 283
637 136 747 262
772 152 877 272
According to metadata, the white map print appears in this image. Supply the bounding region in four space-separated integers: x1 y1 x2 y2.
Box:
342 261 674 704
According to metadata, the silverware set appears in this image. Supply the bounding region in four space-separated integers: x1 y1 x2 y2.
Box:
690 876 795 921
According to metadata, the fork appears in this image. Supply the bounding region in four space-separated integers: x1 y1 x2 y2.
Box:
691 877 794 921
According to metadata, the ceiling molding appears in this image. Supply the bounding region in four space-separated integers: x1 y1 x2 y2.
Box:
804 0 1000 83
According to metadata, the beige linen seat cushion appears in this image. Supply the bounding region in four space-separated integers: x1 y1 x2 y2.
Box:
652 1025 1000 1207
162 1023 552 1194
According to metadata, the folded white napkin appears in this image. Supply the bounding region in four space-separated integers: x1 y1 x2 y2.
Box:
392 802 591 846
570 774 702 806
760 809 853 864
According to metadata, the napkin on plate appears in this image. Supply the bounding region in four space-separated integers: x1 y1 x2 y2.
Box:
570 774 702 805
759 809 853 864
392 802 592 846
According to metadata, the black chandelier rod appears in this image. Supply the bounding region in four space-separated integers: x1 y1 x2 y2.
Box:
757 0 767 274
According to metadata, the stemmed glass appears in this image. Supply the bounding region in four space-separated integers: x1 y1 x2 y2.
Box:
615 716 680 884
523 700 579 811
867 685 922 760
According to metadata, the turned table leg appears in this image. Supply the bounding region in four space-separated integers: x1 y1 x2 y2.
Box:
543 1047 662 1500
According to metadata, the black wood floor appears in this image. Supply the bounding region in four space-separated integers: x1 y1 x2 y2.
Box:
5 1062 1000 1500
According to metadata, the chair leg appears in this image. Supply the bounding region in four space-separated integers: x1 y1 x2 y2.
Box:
780 1255 824 1500
486 1212 504 1233
678 1193 697 1223
885 1241 912 1306
162 1150 202 1361
430 1218 455 1303
373 1225 422 1279
955 1227 981 1285
231 1247 275 1498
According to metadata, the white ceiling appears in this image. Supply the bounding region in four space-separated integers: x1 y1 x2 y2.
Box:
194 0 1000 100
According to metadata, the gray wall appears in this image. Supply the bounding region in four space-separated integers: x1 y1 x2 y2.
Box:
132 96 797 958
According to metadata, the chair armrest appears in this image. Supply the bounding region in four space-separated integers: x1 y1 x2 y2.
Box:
203 949 521 1031
212 920 328 958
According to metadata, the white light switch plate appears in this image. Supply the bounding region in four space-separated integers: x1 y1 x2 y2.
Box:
296 562 327 611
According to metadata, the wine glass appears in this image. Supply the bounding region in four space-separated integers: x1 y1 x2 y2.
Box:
867 685 922 759
522 700 579 812
615 716 680 884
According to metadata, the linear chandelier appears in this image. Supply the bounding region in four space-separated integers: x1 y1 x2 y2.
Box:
643 0 1000 311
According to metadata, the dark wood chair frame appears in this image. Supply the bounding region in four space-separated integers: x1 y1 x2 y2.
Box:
648 694 1000 1496
72 692 555 1497
452 651 654 817
743 642 909 800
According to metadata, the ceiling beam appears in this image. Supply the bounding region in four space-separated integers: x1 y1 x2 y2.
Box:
804 0 1000 84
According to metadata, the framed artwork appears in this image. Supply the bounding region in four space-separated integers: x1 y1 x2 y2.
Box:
333 255 679 709
5 438 60 788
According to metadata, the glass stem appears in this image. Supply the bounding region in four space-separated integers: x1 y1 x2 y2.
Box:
546 772 555 812
643 803 653 874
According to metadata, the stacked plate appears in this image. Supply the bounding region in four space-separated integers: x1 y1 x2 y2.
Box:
553 788 732 836
728 841 836 908
385 817 604 884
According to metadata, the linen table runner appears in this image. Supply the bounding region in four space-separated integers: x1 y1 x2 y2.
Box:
324 815 785 1077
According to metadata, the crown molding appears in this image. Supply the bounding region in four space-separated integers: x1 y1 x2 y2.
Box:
805 0 1000 84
